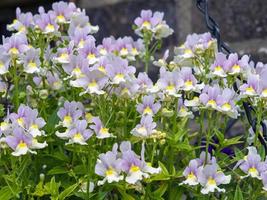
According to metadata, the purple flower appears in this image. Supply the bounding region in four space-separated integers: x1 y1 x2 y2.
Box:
240 74 260 97
70 67 108 95
62 55 88 79
57 101 84 128
2 33 29 56
177 99 193 118
7 8 33 33
46 71 62 90
131 115 157 138
20 48 41 74
210 52 228 77
69 28 93 49
97 37 116 56
0 51 11 74
77 37 98 65
64 120 93 145
136 72 153 93
199 85 221 109
95 145 123 185
34 11 59 34
105 56 136 85
90 117 113 139
119 141 161 184
51 1 77 24
136 95 161 116
180 67 204 92
111 78 140 98
197 163 231 194
54 41 74 64
180 160 199 186
224 53 249 75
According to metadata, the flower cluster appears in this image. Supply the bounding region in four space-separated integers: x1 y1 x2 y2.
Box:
181 152 231 194
0 105 47 156
95 141 161 185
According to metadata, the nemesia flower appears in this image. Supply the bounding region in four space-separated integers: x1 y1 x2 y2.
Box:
180 160 199 186
95 144 123 185
62 55 88 79
199 85 221 109
134 10 173 39
197 163 231 194
90 117 114 139
23 110 46 137
177 99 193 118
153 50 169 68
63 120 93 145
224 53 249 75
235 146 266 179
239 74 260 97
136 72 153 93
112 78 140 98
119 141 161 184
261 171 267 191
70 68 108 95
51 1 77 24
91 56 109 74
0 52 11 74
20 48 41 74
46 71 63 90
97 37 116 56
78 38 99 65
259 69 267 98
136 95 161 116
210 52 228 77
131 115 157 138
2 33 29 56
53 41 74 64
34 10 59 34
70 28 94 49
216 88 239 118
179 67 204 92
106 56 136 85
57 101 84 128
9 104 36 128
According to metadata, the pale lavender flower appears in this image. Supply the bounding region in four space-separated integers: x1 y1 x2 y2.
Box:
9 104 36 128
224 53 249 75
57 101 84 128
51 1 77 24
180 160 199 186
105 56 136 85
199 85 221 109
34 11 59 34
216 88 238 118
62 55 88 79
78 38 99 65
235 146 266 179
153 49 169 67
54 41 74 64
20 48 41 74
70 67 108 95
261 171 267 191
97 37 116 56
0 51 11 74
210 52 228 77
95 145 123 185
46 71 62 90
90 117 113 139
177 99 193 118
23 109 46 137
152 68 183 97
91 56 109 74
259 69 267 98
112 78 140 98
240 74 260 97
131 115 157 138
64 120 93 145
197 163 231 194
180 67 204 92
119 141 161 184
136 95 161 116
2 33 29 56
136 72 153 93
7 8 33 33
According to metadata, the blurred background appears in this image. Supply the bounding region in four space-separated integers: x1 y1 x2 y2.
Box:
0 0 267 62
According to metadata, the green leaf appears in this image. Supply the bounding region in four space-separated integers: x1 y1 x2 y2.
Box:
58 183 79 200
47 166 68 175
223 136 243 147
234 185 243 200
153 183 168 197
117 188 135 200
158 161 169 175
0 186 17 200
214 128 224 143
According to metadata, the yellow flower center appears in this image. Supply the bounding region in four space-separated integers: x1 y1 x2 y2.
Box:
246 86 255 93
87 53 96 60
105 168 114 176
45 23 55 32
98 66 106 73
137 126 146 133
130 165 140 172
57 15 65 22
131 48 138 55
166 84 175 92
207 99 216 107
232 64 240 72
73 67 81 74
184 49 193 55
30 124 38 129
120 48 128 55
9 47 19 55
222 103 231 110
74 133 83 139
100 127 109 134
142 21 151 28
88 80 97 88
59 53 68 60
185 80 193 87
28 61 37 69
18 140 27 148
0 61 4 68
63 115 72 124
207 177 216 186
262 89 267 96
78 39 85 48
215 66 222 72
17 117 24 126
143 106 152 114
248 167 257 174
187 172 196 179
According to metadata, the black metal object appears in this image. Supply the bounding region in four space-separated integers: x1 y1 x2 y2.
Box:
196 0 267 153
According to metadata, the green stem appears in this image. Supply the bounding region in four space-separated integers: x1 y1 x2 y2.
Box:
12 60 19 110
